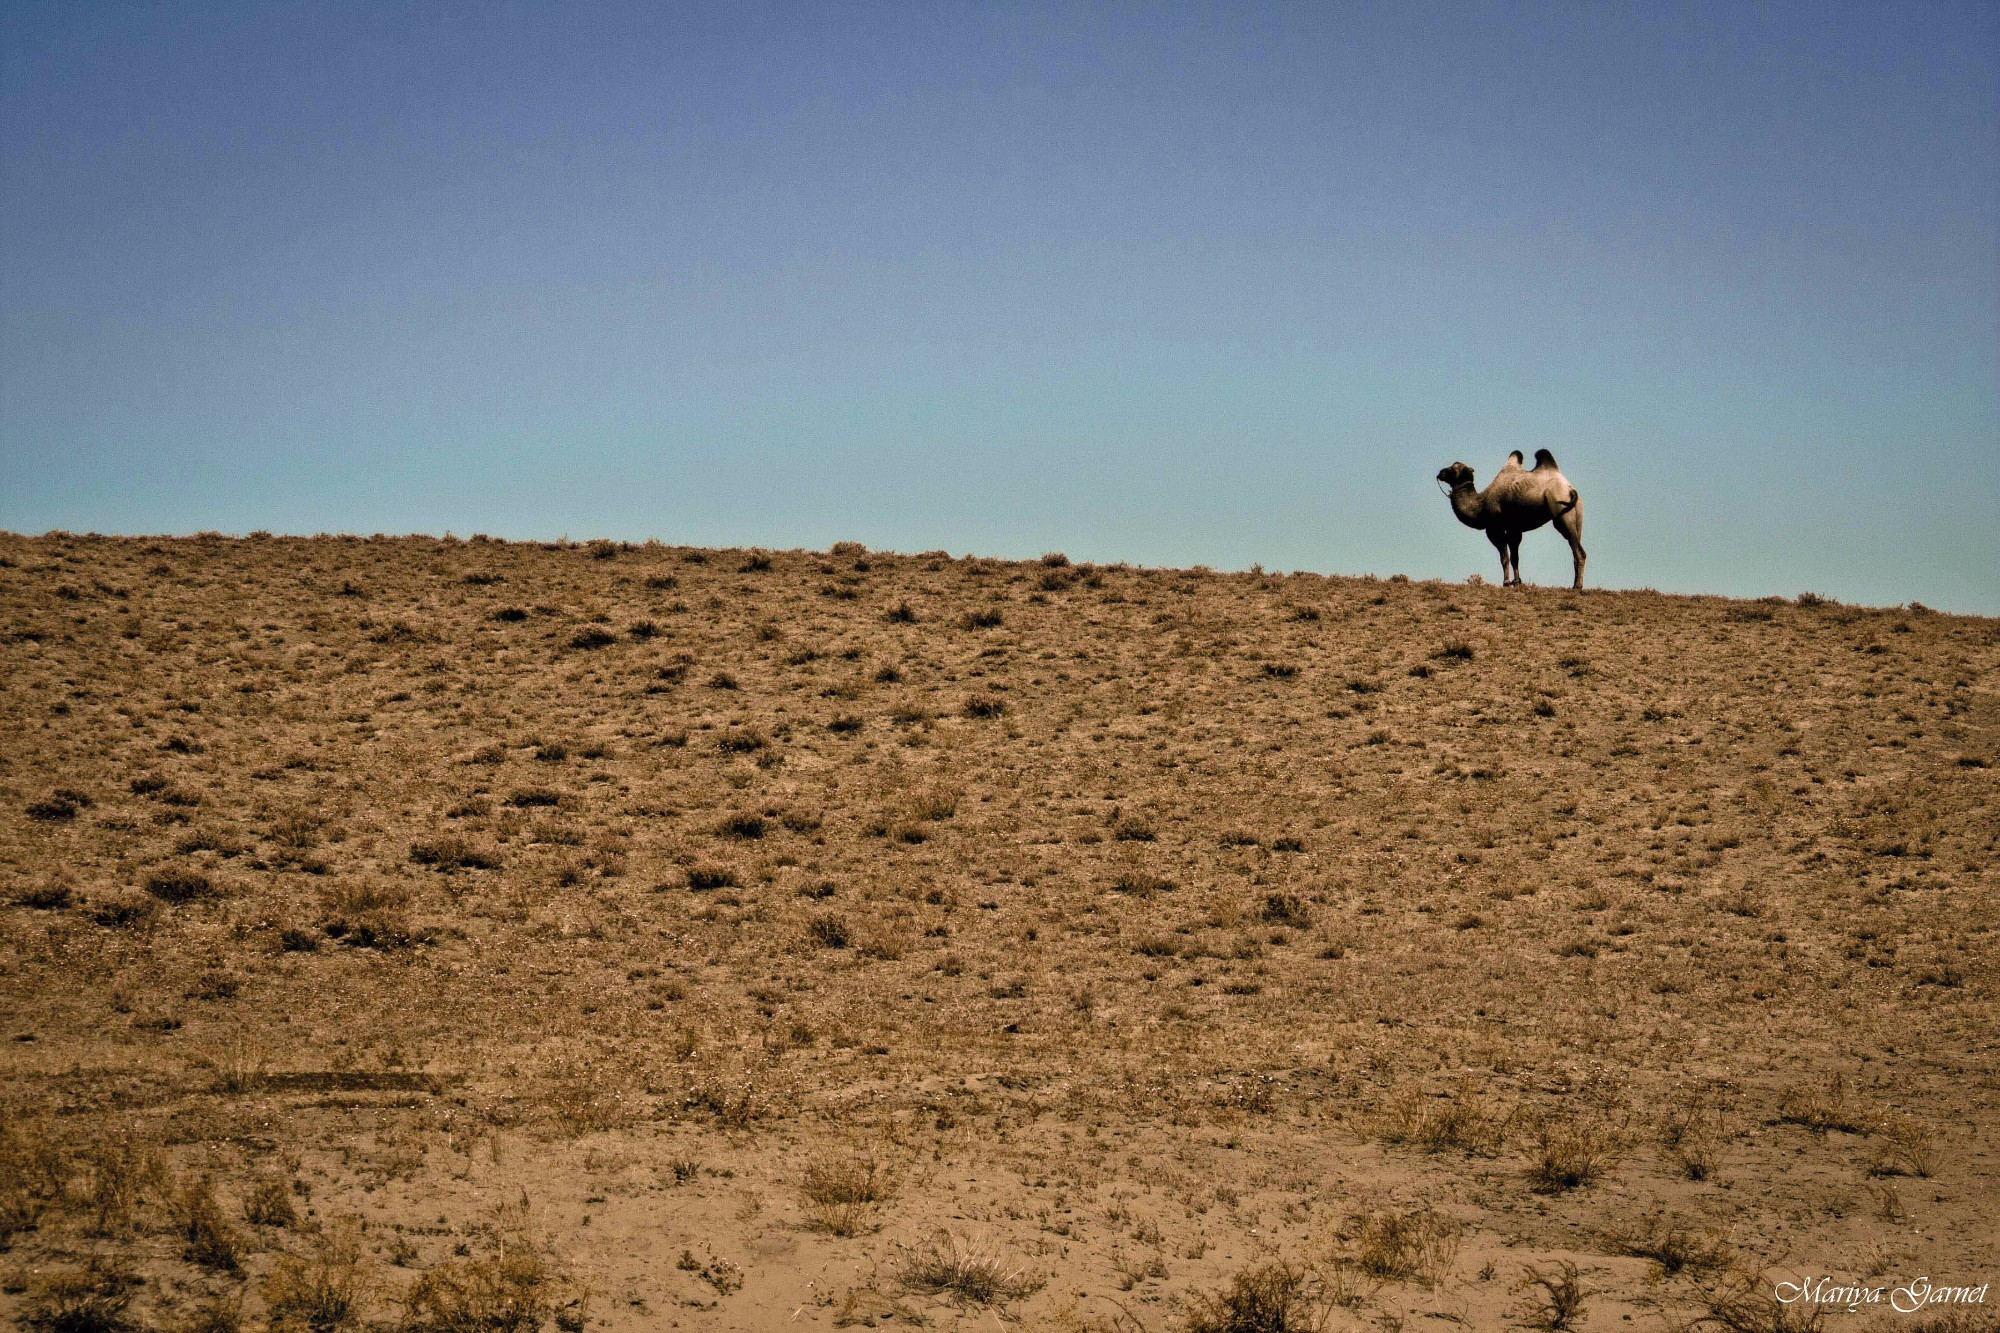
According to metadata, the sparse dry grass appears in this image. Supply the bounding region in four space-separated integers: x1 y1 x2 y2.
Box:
0 532 1992 1330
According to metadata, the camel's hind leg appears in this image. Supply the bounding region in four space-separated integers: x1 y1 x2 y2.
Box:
1554 493 1586 590
1485 529 1513 585
1506 534 1525 586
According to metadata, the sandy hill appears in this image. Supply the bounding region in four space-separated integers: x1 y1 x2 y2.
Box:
2 531 1995 1332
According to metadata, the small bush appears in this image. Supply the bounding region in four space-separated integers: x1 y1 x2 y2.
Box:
505 788 562 808
807 914 852 949
19 1261 140 1333
1111 873 1174 898
627 619 661 639
718 813 767 839
686 867 738 891
1433 642 1475 661
402 1248 573 1333
91 895 158 929
491 607 528 622
962 608 1004 629
409 837 500 871
717 728 767 753
1261 892 1312 927
262 1220 368 1331
567 627 616 650
904 787 960 822
25 792 84 821
885 602 917 624
145 871 216 904
15 880 75 910
170 1176 242 1270
244 1176 298 1228
962 696 1006 718
828 715 864 733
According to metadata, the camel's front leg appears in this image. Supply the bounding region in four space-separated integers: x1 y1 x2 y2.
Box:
1506 534 1525 586
1486 529 1512 585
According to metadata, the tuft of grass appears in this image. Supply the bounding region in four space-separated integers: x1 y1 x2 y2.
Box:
1381 1085 1508 1157
800 1149 893 1236
962 696 1007 718
1528 1112 1621 1193
806 914 852 949
566 627 616 650
15 880 75 910
1515 1261 1587 1331
26 792 86 821
1345 1205 1462 1287
19 1260 140 1333
685 866 738 891
1610 1215 1727 1278
1261 892 1312 927
961 608 1004 630
1696 1264 1830 1333
904 787 960 822
90 895 158 929
718 812 767 839
263 1219 369 1331
144 870 217 903
408 837 501 871
170 1175 242 1271
1776 1074 1874 1135
1183 1260 1328 1333
1866 1112 1940 1178
244 1176 299 1228
898 1231 1041 1305
401 1247 577 1333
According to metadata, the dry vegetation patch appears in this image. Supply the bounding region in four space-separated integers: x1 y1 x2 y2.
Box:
0 533 1993 1330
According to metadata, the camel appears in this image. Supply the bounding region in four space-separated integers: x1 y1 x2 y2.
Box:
1436 449 1586 590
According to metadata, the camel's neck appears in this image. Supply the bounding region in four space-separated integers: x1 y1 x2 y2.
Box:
1447 483 1486 530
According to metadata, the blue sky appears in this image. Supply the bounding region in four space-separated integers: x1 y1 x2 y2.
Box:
3 2 1995 610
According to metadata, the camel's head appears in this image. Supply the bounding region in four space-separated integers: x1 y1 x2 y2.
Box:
1435 462 1474 491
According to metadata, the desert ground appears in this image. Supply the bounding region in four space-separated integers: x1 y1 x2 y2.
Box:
0 530 1994 1332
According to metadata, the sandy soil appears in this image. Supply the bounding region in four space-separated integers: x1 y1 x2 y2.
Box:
1 531 1994 1332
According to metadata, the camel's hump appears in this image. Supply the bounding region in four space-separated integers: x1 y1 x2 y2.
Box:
1506 450 1525 466
1533 448 1559 470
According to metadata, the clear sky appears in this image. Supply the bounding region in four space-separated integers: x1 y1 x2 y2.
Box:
4 2 1996 611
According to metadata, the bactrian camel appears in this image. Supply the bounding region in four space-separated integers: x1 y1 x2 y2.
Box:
1436 450 1586 590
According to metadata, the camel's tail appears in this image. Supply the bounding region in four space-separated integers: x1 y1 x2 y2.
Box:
1556 487 1579 515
